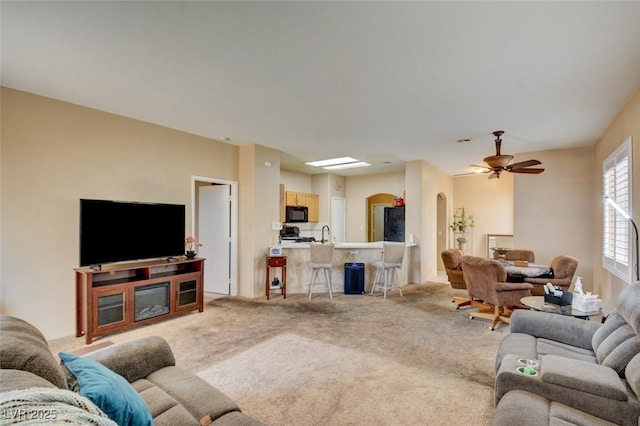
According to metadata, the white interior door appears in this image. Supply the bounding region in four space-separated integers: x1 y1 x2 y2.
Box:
198 185 231 294
331 197 346 243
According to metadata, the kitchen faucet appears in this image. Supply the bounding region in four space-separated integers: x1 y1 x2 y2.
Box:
321 225 330 244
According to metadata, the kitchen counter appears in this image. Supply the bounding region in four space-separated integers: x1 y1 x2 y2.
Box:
274 242 416 295
279 241 412 249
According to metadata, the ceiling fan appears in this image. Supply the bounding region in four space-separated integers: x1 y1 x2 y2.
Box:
471 131 545 179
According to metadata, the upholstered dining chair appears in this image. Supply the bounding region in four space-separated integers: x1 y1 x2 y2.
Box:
371 242 405 299
494 249 536 263
441 249 472 309
524 255 579 296
461 256 533 330
308 243 334 299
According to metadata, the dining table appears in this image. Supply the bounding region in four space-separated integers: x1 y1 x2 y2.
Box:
503 262 552 282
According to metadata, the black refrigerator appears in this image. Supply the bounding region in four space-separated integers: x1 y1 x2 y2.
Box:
383 206 405 242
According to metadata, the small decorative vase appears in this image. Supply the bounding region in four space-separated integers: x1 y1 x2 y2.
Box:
185 250 196 259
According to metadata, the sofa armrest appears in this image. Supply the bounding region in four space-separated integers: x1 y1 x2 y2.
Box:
541 355 627 401
510 310 600 350
84 336 175 383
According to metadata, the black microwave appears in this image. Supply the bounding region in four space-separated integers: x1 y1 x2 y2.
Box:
285 205 308 223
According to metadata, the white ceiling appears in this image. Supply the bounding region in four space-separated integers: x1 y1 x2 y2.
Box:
2 1 640 176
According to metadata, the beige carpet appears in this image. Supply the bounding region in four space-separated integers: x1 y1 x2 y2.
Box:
197 332 495 425
50 281 508 425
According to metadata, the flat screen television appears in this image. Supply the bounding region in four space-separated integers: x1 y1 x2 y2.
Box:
80 199 186 266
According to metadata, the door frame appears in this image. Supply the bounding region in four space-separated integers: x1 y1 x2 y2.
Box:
191 175 238 296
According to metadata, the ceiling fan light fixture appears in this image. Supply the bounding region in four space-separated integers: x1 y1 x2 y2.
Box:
483 155 513 168
474 130 544 179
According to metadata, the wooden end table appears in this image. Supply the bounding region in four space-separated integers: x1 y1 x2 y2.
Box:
266 255 286 300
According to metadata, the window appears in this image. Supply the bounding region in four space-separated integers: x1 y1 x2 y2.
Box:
603 137 633 282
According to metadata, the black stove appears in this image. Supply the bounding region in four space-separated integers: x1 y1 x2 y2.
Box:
294 237 316 243
280 225 315 243
281 236 316 243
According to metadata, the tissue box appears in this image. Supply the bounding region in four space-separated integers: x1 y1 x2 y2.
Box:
572 296 603 312
544 291 573 306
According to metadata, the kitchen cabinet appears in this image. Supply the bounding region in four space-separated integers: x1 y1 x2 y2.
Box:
306 194 319 222
285 191 301 206
284 190 319 222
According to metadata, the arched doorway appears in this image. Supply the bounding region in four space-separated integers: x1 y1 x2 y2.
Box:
366 193 395 242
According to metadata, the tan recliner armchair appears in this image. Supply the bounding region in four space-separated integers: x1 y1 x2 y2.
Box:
524 255 578 296
461 256 533 330
441 249 471 309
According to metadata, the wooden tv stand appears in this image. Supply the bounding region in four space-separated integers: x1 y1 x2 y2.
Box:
75 257 205 344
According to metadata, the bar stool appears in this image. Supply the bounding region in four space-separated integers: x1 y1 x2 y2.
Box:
309 243 334 299
371 242 405 299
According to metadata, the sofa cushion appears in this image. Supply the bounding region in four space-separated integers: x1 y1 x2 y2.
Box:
59 352 153 426
593 312 627 351
626 353 640 399
492 390 619 426
541 355 628 401
593 315 640 375
143 365 241 423
0 369 58 392
537 339 597 363
616 283 640 335
0 315 67 389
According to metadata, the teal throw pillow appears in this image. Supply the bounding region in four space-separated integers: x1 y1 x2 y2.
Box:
59 352 153 426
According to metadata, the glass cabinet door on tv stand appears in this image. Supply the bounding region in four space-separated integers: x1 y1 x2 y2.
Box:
93 286 129 332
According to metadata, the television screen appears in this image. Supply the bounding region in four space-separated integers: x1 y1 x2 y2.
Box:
80 199 186 266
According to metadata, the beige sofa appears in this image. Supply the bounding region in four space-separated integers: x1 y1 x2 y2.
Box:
0 315 263 425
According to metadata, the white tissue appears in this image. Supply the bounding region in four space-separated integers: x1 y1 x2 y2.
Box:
571 277 602 312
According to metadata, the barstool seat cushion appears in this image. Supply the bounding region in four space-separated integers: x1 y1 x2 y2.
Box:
310 262 332 268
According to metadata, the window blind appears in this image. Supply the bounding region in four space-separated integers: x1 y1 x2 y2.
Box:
603 137 633 282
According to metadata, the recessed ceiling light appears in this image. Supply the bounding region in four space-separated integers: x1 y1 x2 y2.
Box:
323 161 371 170
305 156 358 167
457 138 472 143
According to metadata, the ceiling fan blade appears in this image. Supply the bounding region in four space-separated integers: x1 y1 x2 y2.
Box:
488 172 498 179
510 168 545 174
470 164 492 169
507 159 542 170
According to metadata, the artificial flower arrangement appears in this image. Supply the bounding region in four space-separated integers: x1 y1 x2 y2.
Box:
185 236 202 257
450 207 475 232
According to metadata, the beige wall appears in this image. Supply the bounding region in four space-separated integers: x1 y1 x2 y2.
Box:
280 169 312 193
594 88 640 310
4 84 637 338
409 161 455 282
345 172 405 242
238 144 282 298
453 173 514 257
1 88 239 339
515 147 595 292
